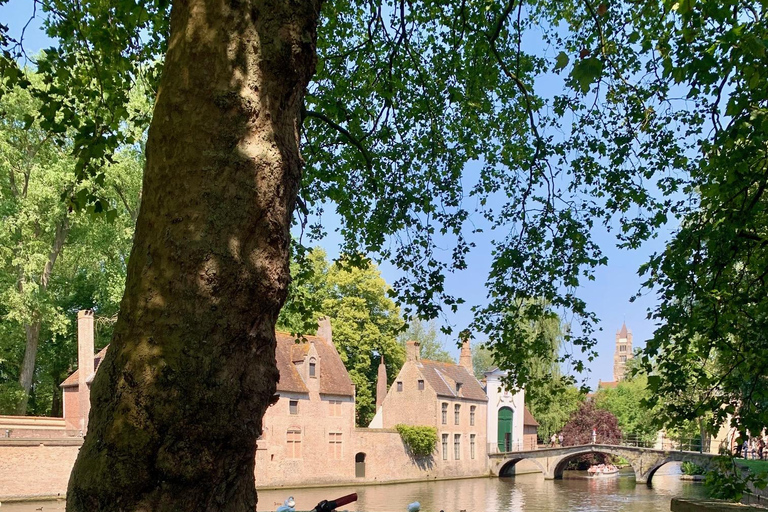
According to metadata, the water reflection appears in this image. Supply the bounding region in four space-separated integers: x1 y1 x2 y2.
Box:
1 472 705 512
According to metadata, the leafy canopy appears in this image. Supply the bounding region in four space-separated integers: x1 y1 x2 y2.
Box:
0 71 143 414
2 0 768 436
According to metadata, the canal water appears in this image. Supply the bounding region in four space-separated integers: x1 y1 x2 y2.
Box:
2 468 706 512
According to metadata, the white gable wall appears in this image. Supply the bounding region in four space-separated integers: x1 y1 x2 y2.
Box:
485 369 525 452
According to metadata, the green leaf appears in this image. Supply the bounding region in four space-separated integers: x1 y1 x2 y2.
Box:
554 51 570 72
570 57 603 94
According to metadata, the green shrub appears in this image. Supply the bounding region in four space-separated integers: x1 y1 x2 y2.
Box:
681 461 706 475
704 456 767 502
0 382 25 414
395 424 437 457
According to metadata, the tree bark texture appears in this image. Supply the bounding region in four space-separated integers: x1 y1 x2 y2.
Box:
66 0 321 510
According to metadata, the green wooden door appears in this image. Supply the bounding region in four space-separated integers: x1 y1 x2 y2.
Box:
498 407 513 452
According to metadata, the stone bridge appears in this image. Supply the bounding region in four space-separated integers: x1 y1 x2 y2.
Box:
488 444 718 484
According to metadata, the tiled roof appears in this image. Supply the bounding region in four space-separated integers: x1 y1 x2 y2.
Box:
60 346 109 388
523 407 539 427
61 333 355 398
598 381 619 389
275 332 354 397
419 359 487 401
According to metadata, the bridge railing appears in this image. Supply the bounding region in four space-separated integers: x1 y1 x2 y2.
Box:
487 440 539 454
488 435 709 454
621 434 708 453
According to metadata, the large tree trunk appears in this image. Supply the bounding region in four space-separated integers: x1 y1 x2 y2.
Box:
67 0 320 510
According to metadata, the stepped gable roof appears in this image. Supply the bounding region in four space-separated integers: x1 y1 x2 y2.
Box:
60 346 109 388
523 407 539 427
275 331 354 397
418 359 487 401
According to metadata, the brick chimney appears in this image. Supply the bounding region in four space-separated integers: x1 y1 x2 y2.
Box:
459 332 473 374
316 316 332 345
376 354 387 408
406 340 420 362
77 309 94 432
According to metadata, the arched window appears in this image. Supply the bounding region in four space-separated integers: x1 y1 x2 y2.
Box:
355 452 366 477
309 357 317 378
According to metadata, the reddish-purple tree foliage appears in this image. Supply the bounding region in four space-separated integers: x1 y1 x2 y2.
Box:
559 401 623 467
561 400 623 446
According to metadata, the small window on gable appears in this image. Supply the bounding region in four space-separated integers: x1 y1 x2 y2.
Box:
397 381 403 392
456 382 463 394
418 379 424 390
309 358 317 378
289 400 299 415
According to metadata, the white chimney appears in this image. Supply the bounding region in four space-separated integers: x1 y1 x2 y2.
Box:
77 310 94 432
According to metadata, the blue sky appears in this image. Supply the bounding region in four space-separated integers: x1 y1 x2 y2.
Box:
2 0 674 391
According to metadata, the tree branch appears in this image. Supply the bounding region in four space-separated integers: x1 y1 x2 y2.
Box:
304 109 373 171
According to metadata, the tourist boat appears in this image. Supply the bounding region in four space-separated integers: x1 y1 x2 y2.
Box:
587 463 619 477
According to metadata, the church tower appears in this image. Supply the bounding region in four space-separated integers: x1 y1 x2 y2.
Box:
613 322 633 381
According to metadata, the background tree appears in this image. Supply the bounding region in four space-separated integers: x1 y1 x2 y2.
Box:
398 319 453 364
531 385 583 443
561 401 622 447
471 344 495 380
0 76 142 415
278 249 405 425
594 376 657 445
632 0 768 439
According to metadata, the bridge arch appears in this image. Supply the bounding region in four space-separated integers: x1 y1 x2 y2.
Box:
643 459 680 484
552 450 620 480
488 444 717 484
498 457 546 477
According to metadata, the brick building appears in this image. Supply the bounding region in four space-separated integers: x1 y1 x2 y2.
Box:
254 318 358 486
368 339 489 477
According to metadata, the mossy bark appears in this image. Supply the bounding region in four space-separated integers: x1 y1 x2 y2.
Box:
66 0 321 510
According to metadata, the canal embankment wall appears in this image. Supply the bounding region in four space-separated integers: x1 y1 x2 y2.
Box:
253 428 496 489
0 438 82 500
2 428 539 500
